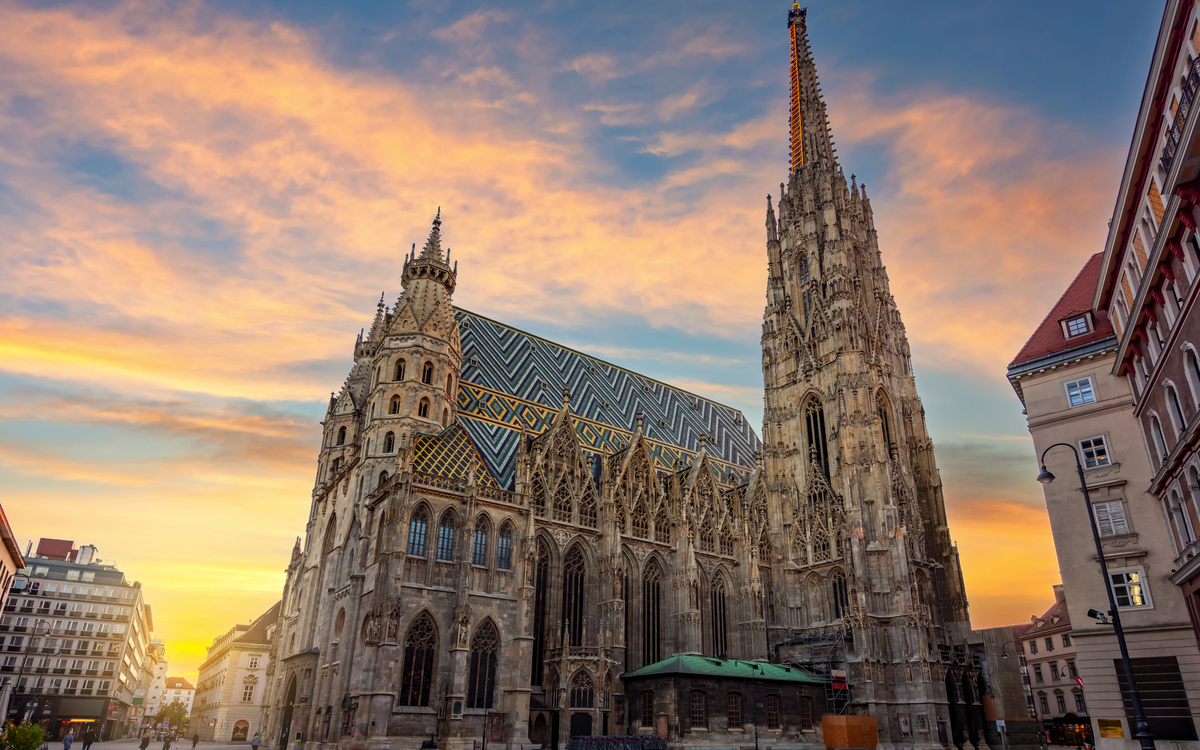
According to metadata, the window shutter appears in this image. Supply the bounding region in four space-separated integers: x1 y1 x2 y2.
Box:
1094 502 1115 537
1108 502 1130 536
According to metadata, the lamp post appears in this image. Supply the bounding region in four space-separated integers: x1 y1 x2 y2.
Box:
1037 442 1155 750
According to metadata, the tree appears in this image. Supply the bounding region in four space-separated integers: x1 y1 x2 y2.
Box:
1 723 45 750
155 700 190 729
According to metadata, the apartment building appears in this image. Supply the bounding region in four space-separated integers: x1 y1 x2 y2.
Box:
1 539 154 741
192 602 279 742
1019 588 1090 746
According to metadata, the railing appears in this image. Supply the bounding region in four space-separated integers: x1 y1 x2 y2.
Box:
412 472 462 493
477 484 521 505
565 737 667 750
544 646 601 660
1162 56 1200 174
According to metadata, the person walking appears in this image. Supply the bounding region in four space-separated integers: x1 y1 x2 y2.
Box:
251 733 261 750
192 733 200 750
82 729 96 750
162 736 172 750
63 731 75 750
140 735 151 750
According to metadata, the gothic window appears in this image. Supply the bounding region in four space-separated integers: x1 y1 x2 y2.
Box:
654 508 670 544
640 692 654 727
378 470 389 486
579 492 597 528
720 526 733 555
562 547 586 647
336 426 346 446
642 561 662 667
813 528 830 562
442 408 449 427
408 508 428 556
545 665 560 708
710 581 728 657
383 432 395 453
726 692 742 728
395 360 406 381
615 496 628 534
553 484 572 523
758 529 772 562
689 691 706 730
436 513 456 561
497 524 514 570
831 568 850 619
418 398 430 418
804 398 830 478
570 671 594 709
390 395 401 414
422 362 434 385
467 621 499 709
632 503 649 538
398 612 436 706
446 374 454 393
766 695 780 729
878 393 893 452
531 479 547 517
799 696 814 730
472 517 489 566
530 540 550 686
699 525 714 553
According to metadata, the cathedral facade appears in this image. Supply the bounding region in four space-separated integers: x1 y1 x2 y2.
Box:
260 8 987 750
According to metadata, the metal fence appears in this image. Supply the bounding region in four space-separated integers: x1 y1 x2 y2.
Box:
565 736 668 750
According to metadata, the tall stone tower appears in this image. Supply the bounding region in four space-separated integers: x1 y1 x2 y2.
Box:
762 6 975 749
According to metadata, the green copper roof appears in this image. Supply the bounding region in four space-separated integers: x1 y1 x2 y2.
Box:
623 655 824 684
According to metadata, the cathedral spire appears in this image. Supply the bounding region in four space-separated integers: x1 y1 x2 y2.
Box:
787 3 835 171
420 207 444 260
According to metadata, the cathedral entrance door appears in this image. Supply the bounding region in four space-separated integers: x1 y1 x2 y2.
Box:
569 714 591 738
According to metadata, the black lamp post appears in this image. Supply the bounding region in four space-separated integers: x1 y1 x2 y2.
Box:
1037 442 1155 750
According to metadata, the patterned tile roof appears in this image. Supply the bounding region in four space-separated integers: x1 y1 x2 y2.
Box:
413 423 499 488
623 654 823 683
454 309 762 490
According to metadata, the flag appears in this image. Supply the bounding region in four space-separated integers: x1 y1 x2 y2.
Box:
1074 676 1084 688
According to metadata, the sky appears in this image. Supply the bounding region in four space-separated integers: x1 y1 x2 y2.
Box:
0 0 1165 679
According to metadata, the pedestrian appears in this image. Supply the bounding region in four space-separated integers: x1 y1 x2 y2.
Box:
63 731 75 750
251 734 261 750
83 730 96 750
163 736 172 750
192 734 200 750
140 736 151 750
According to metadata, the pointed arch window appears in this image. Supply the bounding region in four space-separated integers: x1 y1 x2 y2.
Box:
418 398 430 418
805 399 830 478
442 408 449 427
878 393 893 453
569 670 594 709
642 562 663 667
699 525 714 553
398 613 436 706
632 503 649 538
467 621 499 709
831 568 849 619
579 491 597 528
719 527 733 556
472 517 489 566
553 484 572 523
562 547 586 647
390 395 401 414
530 541 550 685
383 432 395 453
395 360 406 381
1168 384 1187 435
654 509 671 544
422 362 434 385
497 524 514 570
436 513 457 561
379 470 389 486
446 374 454 393
408 508 428 556
710 581 728 657
531 479 547 518
336 426 346 446
813 528 830 562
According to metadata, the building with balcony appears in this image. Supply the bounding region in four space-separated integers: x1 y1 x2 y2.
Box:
192 602 279 743
1018 588 1090 746
2 538 155 741
1011 249 1200 749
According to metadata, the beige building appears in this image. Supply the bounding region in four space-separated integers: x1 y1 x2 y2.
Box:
163 676 196 715
1009 253 1200 748
1018 588 1088 745
142 643 169 720
193 602 279 742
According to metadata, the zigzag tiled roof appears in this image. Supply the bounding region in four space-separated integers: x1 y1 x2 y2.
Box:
454 309 762 490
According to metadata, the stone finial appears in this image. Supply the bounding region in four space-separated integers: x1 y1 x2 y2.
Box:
562 386 571 409
635 411 644 431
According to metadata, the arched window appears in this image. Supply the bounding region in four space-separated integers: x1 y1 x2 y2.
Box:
805 398 830 478
395 360 406 381
798 696 814 730
553 484 572 523
390 395 401 415
378 470 389 486
813 528 830 561
418 398 430 418
642 561 662 667
765 695 780 729
1187 348 1200 408
562 547 586 647
446 374 454 393
422 362 434 385
1188 467 1200 537
436 513 457 561
570 671 594 709
398 612 436 706
497 524 514 569
719 528 733 556
654 508 671 543
530 541 550 685
408 508 428 556
632 503 649 538
689 691 707 730
699 526 714 552
726 692 742 728
640 692 655 727
710 581 728 657
1168 384 1187 435
1151 413 1169 462
579 492 597 528
830 568 850 619
383 432 395 453
472 517 489 566
878 392 893 452
442 408 449 427
467 621 499 709
531 479 547 517
336 426 346 446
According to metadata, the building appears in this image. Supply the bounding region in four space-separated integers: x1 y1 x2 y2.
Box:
260 8 997 750
193 603 279 742
0 503 27 723
1018 588 1089 746
2 539 155 741
1009 250 1200 749
141 641 169 723
162 676 196 716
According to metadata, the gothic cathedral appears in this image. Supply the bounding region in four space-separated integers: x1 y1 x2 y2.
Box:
261 7 986 750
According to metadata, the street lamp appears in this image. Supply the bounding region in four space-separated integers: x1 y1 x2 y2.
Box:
1037 443 1155 750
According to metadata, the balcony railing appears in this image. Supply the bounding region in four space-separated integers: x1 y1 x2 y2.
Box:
1162 56 1200 174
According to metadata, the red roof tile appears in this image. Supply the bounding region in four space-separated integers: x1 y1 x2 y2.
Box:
1010 253 1115 368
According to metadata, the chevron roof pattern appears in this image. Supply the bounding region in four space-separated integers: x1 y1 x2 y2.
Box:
454 308 762 490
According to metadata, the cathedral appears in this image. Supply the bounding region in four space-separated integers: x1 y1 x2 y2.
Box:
260 7 989 750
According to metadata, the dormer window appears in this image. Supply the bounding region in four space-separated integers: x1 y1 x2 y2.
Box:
1062 313 1092 339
